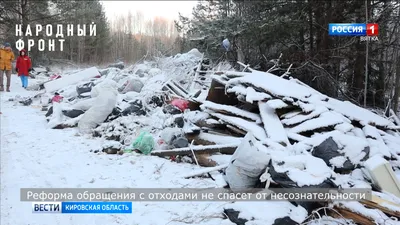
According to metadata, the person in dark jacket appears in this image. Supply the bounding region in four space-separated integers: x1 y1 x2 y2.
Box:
15 49 32 89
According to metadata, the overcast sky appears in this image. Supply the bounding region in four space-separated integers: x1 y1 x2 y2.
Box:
101 1 198 21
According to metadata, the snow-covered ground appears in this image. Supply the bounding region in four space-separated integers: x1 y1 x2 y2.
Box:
0 77 232 225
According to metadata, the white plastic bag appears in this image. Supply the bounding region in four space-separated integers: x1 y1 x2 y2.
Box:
91 79 118 98
224 133 271 189
222 38 230 51
120 78 144 93
78 80 118 133
71 98 97 111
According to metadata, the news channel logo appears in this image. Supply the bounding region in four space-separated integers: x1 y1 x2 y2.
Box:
328 23 379 41
32 202 132 214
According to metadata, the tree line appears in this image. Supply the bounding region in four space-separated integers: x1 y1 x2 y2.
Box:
0 0 181 67
176 0 400 112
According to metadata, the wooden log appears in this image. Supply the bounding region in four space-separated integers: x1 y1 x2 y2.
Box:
150 144 238 157
182 164 229 178
331 207 375 225
226 125 247 136
196 153 218 167
194 119 226 130
201 101 261 123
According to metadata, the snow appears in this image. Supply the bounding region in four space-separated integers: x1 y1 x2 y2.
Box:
183 111 210 124
329 156 347 168
33 67 47 73
327 98 395 128
266 99 289 109
366 138 392 158
70 98 97 110
226 86 272 103
334 122 354 133
281 105 328 126
209 155 232 165
226 70 326 103
201 101 262 123
101 140 123 149
187 48 203 58
258 102 289 145
289 111 346 133
226 84 247 96
196 132 242 145
224 201 308 224
287 132 308 142
271 155 333 187
44 67 100 93
245 87 272 103
363 125 382 140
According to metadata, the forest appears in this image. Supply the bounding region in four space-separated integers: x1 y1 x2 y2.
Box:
0 0 399 112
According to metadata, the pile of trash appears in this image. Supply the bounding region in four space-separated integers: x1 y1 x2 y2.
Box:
32 49 207 150
174 68 400 225
18 48 400 224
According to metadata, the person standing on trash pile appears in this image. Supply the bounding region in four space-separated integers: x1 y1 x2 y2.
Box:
0 42 15 92
15 49 32 89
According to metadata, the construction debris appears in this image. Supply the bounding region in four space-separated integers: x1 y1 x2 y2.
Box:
28 49 400 224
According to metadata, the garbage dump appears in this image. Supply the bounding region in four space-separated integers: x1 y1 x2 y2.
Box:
20 48 400 225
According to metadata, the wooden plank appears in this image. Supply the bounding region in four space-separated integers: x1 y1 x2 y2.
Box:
206 80 238 106
201 101 262 123
258 102 289 146
190 55 204 90
151 144 238 157
182 164 229 178
211 112 267 140
360 199 400 218
331 207 375 225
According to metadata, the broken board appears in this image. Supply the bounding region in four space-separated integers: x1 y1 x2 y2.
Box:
44 67 100 93
258 102 289 146
151 143 239 157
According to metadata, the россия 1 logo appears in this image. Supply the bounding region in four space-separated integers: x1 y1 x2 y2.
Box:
328 23 379 42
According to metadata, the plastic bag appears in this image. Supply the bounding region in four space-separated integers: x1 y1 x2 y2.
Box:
49 74 61 80
224 133 271 189
130 132 155 155
222 38 230 51
171 98 189 112
78 80 118 133
120 78 144 94
52 95 63 103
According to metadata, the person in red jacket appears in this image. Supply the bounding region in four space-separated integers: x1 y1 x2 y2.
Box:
15 49 32 89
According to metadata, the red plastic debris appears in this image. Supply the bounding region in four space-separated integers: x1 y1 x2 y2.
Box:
52 95 63 103
50 74 62 80
171 98 189 112
170 155 176 161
